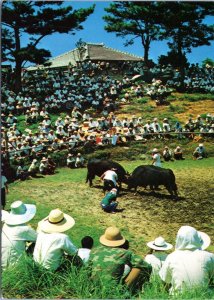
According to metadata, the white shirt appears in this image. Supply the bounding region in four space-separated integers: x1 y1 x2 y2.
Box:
159 250 214 293
103 170 118 186
153 153 162 167
77 248 91 263
33 231 77 271
2 224 37 269
145 252 168 275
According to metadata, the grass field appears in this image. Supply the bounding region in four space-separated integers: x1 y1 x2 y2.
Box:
3 157 214 298
3 90 214 298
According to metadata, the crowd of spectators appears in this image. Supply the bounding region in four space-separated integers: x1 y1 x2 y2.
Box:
2 200 214 295
1 60 214 181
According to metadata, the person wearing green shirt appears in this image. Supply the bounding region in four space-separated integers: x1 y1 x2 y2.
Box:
89 227 152 290
100 188 118 213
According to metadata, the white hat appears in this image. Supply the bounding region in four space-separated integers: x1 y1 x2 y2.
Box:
147 236 173 251
199 143 204 147
4 201 36 225
197 231 211 250
38 209 75 233
152 148 159 153
175 226 211 250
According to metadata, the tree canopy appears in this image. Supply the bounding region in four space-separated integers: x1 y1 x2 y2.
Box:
103 1 165 65
2 1 95 91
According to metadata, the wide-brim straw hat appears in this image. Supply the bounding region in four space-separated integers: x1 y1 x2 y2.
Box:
38 208 75 233
100 227 126 247
4 201 36 225
198 231 211 250
147 236 173 251
152 148 159 153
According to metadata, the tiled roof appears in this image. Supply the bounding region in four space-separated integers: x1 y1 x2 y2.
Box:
27 43 143 70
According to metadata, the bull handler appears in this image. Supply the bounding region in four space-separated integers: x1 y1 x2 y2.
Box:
100 188 118 213
100 168 119 193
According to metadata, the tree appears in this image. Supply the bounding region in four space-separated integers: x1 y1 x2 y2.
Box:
158 50 189 69
158 2 214 89
103 1 165 65
202 58 214 68
2 1 94 92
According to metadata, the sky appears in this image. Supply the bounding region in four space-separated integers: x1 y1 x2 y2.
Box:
8 1 214 66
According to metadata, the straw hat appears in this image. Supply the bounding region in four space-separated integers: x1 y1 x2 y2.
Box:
41 157 47 162
199 143 204 147
152 148 159 153
100 227 126 247
38 209 75 233
147 236 173 251
4 201 36 225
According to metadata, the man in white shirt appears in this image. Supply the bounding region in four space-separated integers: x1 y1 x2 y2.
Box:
1 172 8 209
33 209 78 271
159 225 214 294
2 201 37 270
100 168 118 193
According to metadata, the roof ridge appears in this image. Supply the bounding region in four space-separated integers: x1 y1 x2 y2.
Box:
103 45 143 59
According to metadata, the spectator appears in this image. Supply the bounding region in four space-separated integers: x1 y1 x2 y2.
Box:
28 159 38 177
100 188 118 213
1 171 9 209
89 226 152 290
67 153 75 168
33 208 78 271
39 157 49 175
100 168 118 192
193 143 207 160
78 236 94 264
144 237 173 276
2 200 37 269
152 148 162 167
174 146 185 160
159 225 214 294
75 153 85 168
162 146 174 162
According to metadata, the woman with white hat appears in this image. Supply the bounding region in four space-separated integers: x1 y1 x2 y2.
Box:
159 225 214 294
2 201 37 270
33 209 78 271
145 236 173 275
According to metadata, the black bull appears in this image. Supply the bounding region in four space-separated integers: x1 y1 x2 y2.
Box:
86 159 128 187
127 165 178 198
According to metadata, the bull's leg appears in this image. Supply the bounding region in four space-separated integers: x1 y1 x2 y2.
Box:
134 186 138 195
166 185 174 198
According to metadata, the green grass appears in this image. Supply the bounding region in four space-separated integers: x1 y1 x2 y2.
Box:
3 255 213 299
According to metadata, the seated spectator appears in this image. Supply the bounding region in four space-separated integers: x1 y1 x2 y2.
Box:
89 226 152 290
33 208 78 271
159 225 214 294
144 237 173 276
78 236 94 264
16 161 31 181
2 201 37 270
174 146 185 160
100 188 118 213
28 159 39 177
193 143 207 160
162 146 174 162
47 156 56 174
39 157 48 175
75 153 85 168
67 153 76 168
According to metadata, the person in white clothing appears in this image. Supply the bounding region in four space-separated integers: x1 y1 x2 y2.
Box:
152 148 162 167
33 209 78 271
100 168 118 193
159 225 214 294
144 236 173 276
78 236 94 264
2 201 37 270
